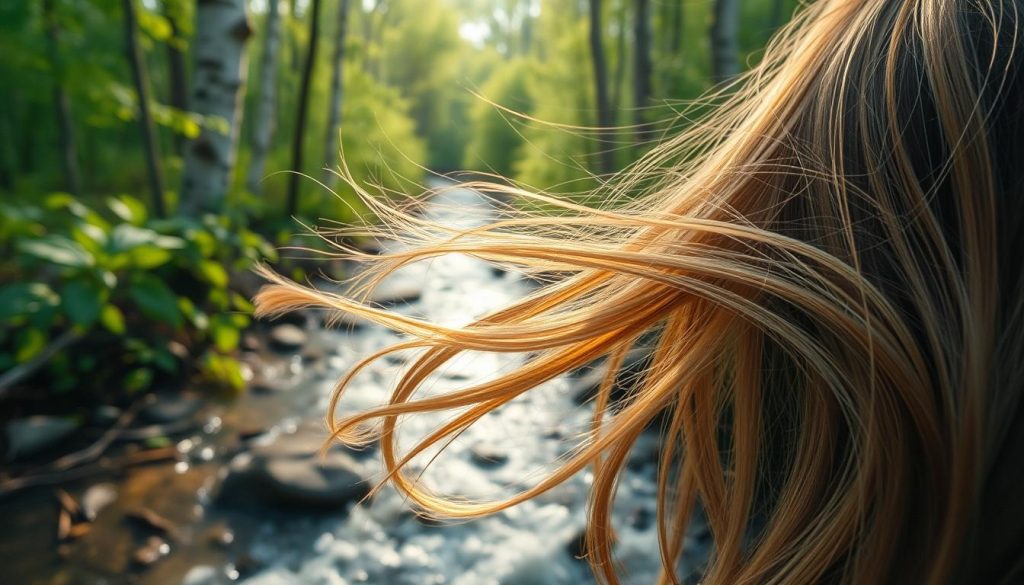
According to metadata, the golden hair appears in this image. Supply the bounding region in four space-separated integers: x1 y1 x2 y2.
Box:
255 0 1024 583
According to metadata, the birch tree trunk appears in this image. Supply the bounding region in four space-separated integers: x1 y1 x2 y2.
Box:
42 0 82 196
633 0 653 144
246 0 282 194
285 0 323 217
323 0 351 188
180 0 252 215
123 0 167 217
710 0 740 83
164 7 189 156
588 0 614 176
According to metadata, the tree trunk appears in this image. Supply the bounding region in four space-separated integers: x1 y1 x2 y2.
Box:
769 0 785 34
633 0 653 144
669 0 683 55
285 0 323 217
610 0 627 113
710 0 740 83
323 0 351 187
42 0 82 195
123 0 167 217
588 0 614 176
164 7 189 156
180 0 252 215
246 0 282 194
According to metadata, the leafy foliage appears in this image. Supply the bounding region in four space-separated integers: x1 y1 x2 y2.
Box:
0 194 275 396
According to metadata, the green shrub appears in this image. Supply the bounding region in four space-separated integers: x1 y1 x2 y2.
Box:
0 193 276 398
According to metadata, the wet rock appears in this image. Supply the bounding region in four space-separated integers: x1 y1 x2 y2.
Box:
132 535 170 567
260 453 370 508
125 507 180 540
81 483 118 521
140 393 201 424
240 332 262 351
300 342 327 364
469 443 509 468
248 377 289 394
4 415 80 461
269 324 308 351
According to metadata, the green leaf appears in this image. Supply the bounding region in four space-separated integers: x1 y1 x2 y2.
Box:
197 260 229 288
62 280 104 328
19 235 94 268
0 283 58 322
108 224 185 254
209 315 240 352
15 328 46 363
129 275 183 329
128 245 173 269
106 195 148 225
124 368 154 393
100 304 126 334
200 351 245 393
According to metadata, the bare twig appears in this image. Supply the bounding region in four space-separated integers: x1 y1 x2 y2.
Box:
0 446 177 497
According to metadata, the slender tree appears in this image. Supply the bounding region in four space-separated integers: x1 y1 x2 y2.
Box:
164 3 189 156
246 0 282 194
610 0 627 113
285 0 323 217
588 0 614 176
42 0 82 195
633 0 653 144
324 0 351 187
123 0 167 217
180 0 251 215
668 0 683 56
710 0 740 82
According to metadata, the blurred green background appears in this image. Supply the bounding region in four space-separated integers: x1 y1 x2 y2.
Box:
0 0 796 422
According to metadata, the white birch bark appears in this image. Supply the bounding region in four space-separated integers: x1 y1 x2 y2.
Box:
180 0 251 215
246 0 282 194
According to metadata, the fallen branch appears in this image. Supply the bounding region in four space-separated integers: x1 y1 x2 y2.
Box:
0 446 177 497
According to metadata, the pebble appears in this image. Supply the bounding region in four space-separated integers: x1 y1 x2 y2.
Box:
259 454 370 508
268 324 308 351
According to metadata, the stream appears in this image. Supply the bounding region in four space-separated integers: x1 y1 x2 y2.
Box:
0 184 711 585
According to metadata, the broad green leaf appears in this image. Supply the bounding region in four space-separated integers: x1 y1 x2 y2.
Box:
62 280 104 328
129 275 182 329
200 351 245 393
197 260 229 288
19 235 94 268
100 304 126 334
106 195 148 225
108 224 185 254
0 283 57 322
15 328 46 363
128 245 173 269
209 315 240 352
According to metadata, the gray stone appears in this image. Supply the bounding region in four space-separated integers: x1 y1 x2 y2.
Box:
140 394 201 424
268 324 307 351
4 415 80 461
469 443 509 468
132 535 170 567
260 453 370 508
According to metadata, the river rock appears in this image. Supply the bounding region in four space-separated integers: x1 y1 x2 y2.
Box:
132 535 170 567
260 454 370 508
4 415 80 461
140 393 201 424
269 324 307 351
469 443 509 468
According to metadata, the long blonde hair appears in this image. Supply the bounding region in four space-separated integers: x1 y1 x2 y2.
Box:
255 0 1024 582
